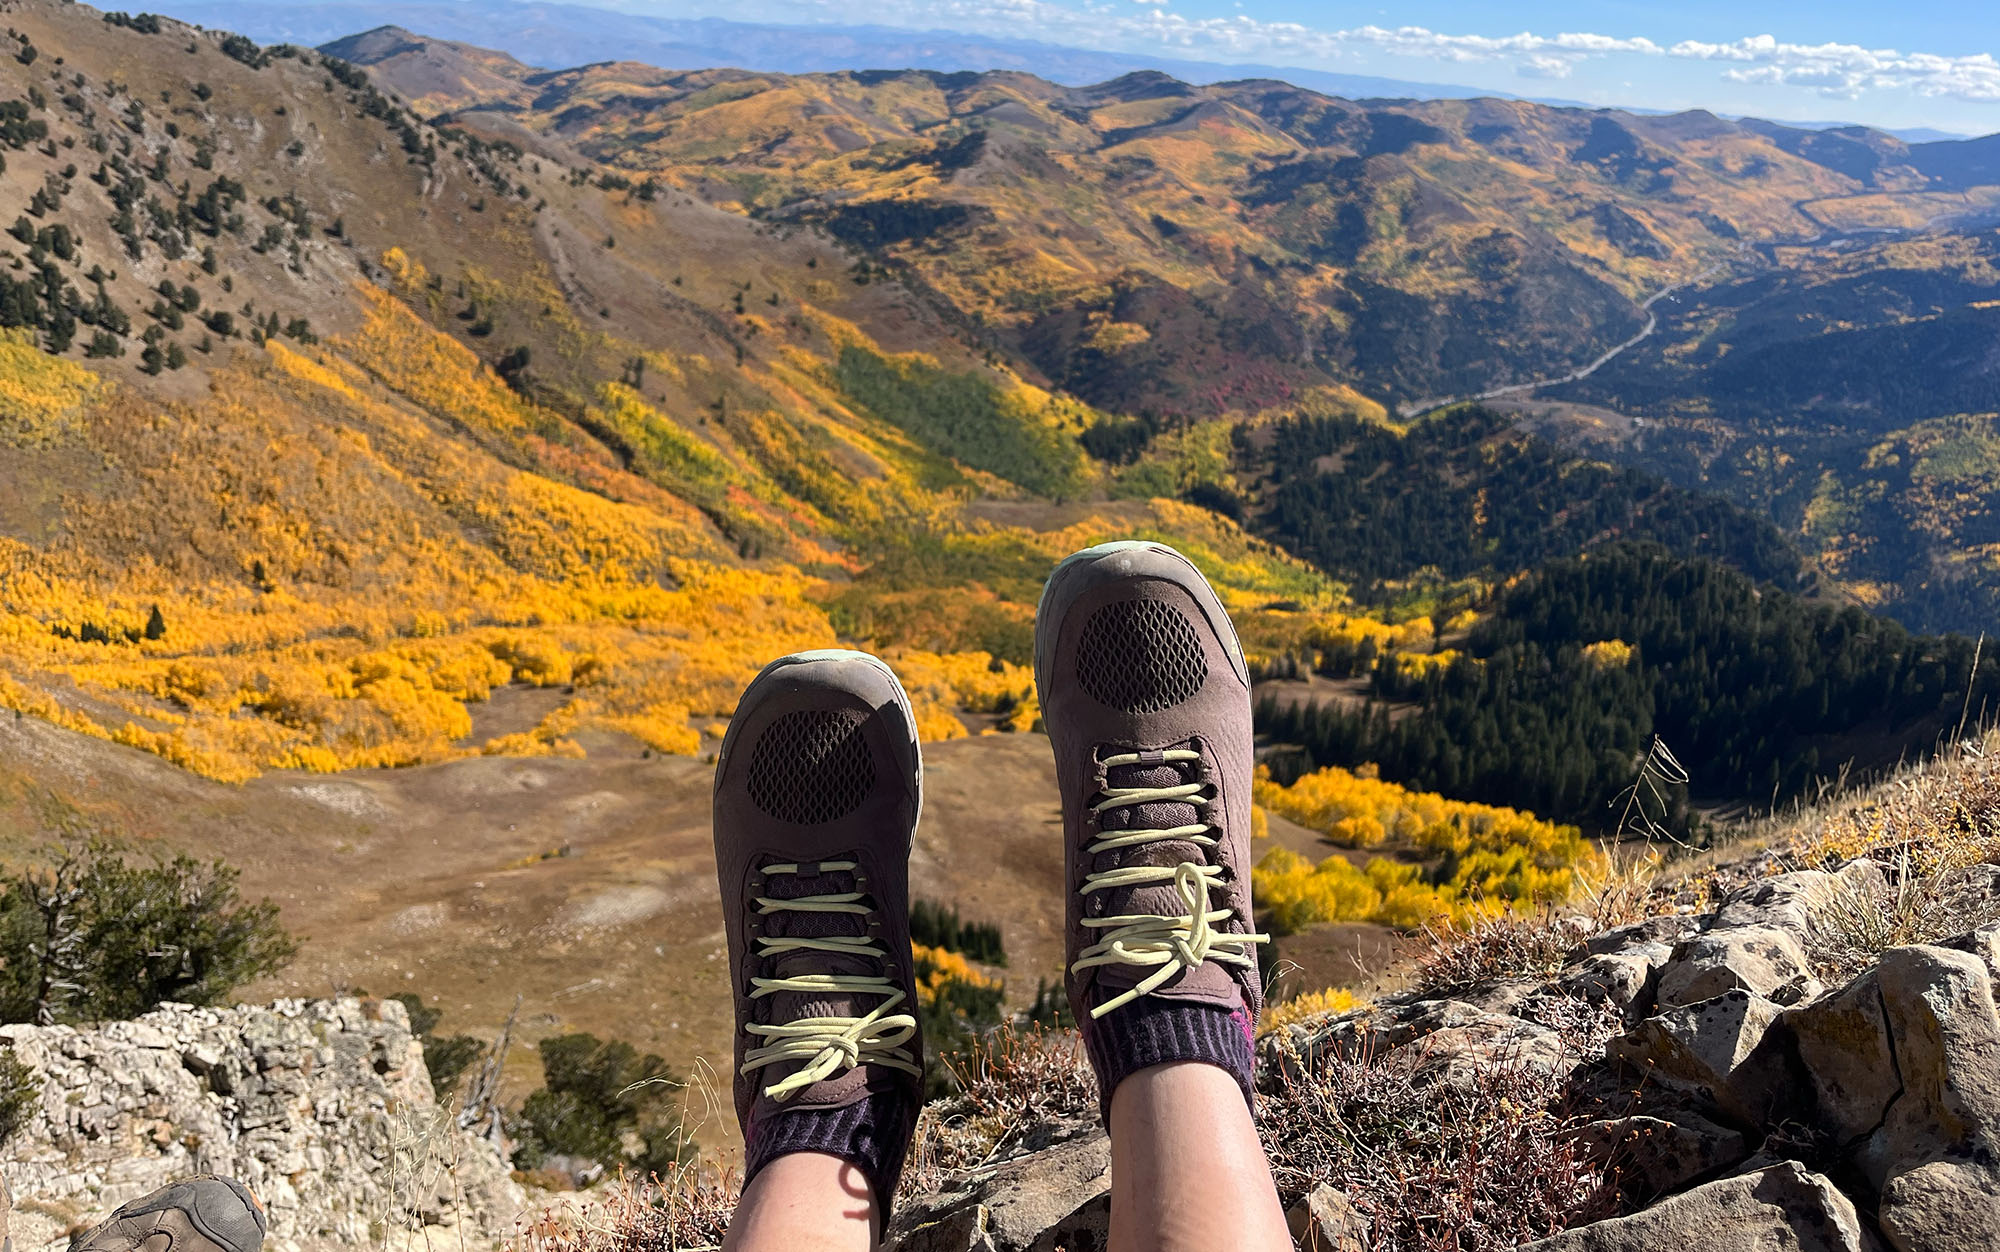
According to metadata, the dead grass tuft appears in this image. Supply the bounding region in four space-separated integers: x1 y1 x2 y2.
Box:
1258 1035 1617 1250
510 1161 738 1252
1412 909 1591 997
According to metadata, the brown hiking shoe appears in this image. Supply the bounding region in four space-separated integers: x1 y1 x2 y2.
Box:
713 649 925 1196
72 1177 266 1252
1034 542 1268 1100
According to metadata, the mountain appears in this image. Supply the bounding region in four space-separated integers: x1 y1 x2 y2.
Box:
151 1 1518 103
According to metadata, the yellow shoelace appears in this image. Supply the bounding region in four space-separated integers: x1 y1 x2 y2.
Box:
1072 750 1270 1018
741 859 921 1101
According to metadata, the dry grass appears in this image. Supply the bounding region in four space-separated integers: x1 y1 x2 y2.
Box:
510 1161 739 1252
1258 1028 1619 1251
1411 909 1592 997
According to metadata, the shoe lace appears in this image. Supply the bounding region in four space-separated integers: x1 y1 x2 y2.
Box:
1072 749 1269 1018
741 859 922 1101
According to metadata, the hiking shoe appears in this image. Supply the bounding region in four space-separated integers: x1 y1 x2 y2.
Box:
713 649 925 1198
73 1177 266 1252
1035 542 1268 1104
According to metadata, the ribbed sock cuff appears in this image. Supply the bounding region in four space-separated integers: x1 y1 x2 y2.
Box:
1080 994 1257 1124
742 1086 918 1209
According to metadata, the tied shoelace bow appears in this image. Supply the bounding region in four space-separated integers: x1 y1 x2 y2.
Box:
740 859 921 1101
1072 748 1269 1018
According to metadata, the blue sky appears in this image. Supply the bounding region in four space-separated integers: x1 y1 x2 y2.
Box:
621 0 2000 133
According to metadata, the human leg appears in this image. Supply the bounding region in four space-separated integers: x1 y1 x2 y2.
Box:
713 650 928 1252
1034 542 1290 1252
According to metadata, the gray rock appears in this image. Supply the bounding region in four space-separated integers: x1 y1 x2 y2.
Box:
886 1125 1111 1252
0 999 520 1252
1286 1184 1369 1252
1787 969 1899 1146
1859 943 2000 1249
1606 989 1798 1127
1712 870 1846 934
1657 926 1823 1009
1560 949 1667 1021
1516 1162 1877 1251
1571 916 1702 961
1574 1113 1749 1201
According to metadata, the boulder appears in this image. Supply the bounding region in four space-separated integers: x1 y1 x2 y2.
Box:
1516 1162 1876 1251
1606 989 1798 1127
1574 1113 1749 1202
1858 943 2000 1250
1560 949 1668 1021
1656 926 1823 1010
1286 1184 1370 1252
1712 870 1846 934
886 1124 1111 1252
1786 969 1899 1146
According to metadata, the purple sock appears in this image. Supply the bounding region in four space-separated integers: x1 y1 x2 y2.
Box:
742 1087 918 1207
1079 989 1258 1124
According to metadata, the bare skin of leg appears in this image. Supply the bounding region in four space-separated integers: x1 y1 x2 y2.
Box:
724 1152 880 1252
1109 1061 1293 1252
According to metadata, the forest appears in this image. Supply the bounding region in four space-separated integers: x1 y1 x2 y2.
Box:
1257 544 2000 836
1235 407 1807 596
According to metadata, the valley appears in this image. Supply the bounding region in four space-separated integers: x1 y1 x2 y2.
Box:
2 0 2000 1177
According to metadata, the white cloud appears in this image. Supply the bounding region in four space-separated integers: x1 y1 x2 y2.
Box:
770 0 2000 106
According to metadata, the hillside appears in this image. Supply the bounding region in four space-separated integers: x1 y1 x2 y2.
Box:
386 49 2000 411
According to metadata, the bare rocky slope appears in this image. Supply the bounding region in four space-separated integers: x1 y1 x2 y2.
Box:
0 998 521 1252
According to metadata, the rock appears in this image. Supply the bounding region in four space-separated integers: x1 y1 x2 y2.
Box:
1657 925 1824 1010
1286 1184 1369 1252
1574 1113 1748 1202
0 998 521 1252
1516 1162 1876 1251
1571 916 1701 961
1606 989 1799 1127
1859 943 2000 1250
1787 968 1899 1146
1560 949 1667 1021
1712 870 1846 934
886 1125 1111 1252
1878 1158 2000 1252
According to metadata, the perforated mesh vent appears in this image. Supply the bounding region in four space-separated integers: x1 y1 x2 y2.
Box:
1075 598 1208 714
746 709 875 824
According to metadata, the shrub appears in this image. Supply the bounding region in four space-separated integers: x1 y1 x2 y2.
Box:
913 943 1005 1099
0 831 297 1025
510 1033 696 1180
0 1051 39 1145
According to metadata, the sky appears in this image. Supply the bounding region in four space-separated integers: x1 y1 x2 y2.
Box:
601 0 2000 134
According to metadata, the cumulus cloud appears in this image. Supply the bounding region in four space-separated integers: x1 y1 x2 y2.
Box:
768 0 2000 105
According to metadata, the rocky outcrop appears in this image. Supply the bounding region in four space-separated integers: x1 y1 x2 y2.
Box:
886 854 2000 1251
0 998 522 1252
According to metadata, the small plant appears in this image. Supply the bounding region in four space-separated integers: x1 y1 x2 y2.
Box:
1412 908 1587 997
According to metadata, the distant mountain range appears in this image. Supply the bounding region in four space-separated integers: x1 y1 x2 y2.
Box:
131 0 1975 140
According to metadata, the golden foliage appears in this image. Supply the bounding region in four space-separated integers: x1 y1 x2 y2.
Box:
1260 986 1367 1036
0 329 101 448
1252 764 1596 930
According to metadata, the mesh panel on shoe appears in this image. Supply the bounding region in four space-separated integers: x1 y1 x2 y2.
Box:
1075 598 1208 714
747 709 875 825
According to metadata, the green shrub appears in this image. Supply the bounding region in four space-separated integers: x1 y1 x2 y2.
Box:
0 834 297 1025
510 1033 696 1179
0 1051 39 1145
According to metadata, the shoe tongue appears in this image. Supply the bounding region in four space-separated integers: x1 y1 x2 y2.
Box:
762 865 877 1026
1094 754 1211 985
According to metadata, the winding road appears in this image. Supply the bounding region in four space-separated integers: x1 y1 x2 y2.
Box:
1396 260 1733 420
